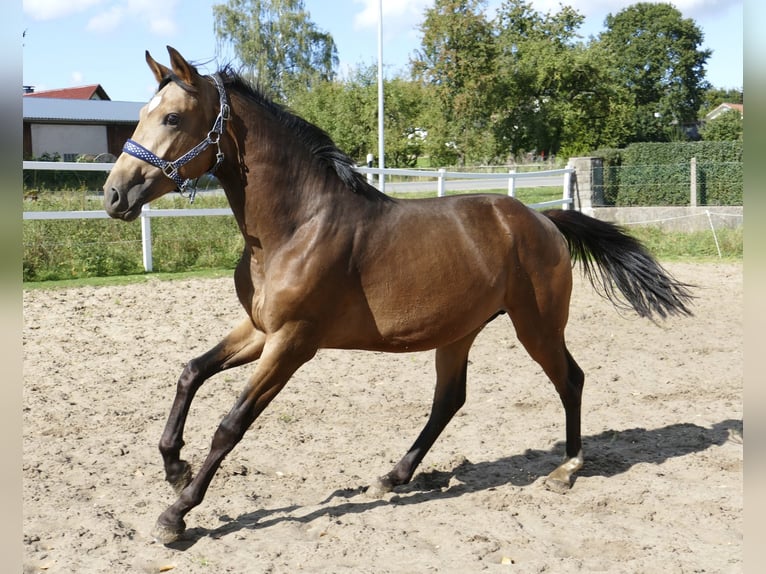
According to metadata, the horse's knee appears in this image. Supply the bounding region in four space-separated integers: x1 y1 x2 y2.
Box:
178 357 206 390
211 417 244 453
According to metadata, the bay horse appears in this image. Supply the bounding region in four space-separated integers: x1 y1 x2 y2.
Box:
103 47 692 544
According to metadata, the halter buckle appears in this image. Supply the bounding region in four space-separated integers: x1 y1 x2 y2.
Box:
162 162 179 179
220 102 231 121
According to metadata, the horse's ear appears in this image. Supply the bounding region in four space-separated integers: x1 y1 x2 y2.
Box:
145 50 170 85
166 45 199 86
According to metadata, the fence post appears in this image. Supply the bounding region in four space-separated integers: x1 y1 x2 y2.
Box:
437 168 446 197
563 170 572 209
366 153 374 186
690 157 698 207
140 203 153 272
507 170 516 197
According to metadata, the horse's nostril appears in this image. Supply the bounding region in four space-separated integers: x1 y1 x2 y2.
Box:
106 187 121 209
104 187 126 215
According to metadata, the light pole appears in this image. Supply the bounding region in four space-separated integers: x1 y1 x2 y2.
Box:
377 0 385 193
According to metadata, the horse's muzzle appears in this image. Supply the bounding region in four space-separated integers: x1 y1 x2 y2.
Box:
104 182 150 221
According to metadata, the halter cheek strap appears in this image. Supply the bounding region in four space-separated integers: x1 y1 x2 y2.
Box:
122 73 230 203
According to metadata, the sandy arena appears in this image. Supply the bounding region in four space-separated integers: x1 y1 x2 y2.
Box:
23 261 742 573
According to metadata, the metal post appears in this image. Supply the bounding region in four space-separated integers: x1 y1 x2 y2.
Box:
508 170 516 197
377 0 385 194
140 203 153 272
437 168 446 197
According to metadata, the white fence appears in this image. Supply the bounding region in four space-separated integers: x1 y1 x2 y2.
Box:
23 161 574 272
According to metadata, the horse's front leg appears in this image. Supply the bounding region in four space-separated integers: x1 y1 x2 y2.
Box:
152 324 317 544
158 319 266 493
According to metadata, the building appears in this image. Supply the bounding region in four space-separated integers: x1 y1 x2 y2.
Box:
23 84 143 161
705 103 744 122
23 84 112 101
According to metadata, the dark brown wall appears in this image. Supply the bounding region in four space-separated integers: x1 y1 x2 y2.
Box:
107 124 138 156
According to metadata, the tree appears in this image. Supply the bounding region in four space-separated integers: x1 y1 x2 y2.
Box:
291 65 430 167
412 0 497 165
700 109 743 141
213 0 338 100
699 86 744 117
491 0 629 159
597 2 711 143
290 66 378 163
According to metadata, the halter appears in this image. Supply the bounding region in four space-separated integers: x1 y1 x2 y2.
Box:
122 73 230 203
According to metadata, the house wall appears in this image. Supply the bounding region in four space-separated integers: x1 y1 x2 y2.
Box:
29 124 108 160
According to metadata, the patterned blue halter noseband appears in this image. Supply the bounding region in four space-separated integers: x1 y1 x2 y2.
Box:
122 73 230 203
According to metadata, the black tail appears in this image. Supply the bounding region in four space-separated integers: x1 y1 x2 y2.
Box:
542 209 693 319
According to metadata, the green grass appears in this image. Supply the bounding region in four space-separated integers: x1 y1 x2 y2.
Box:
23 189 742 285
626 225 742 261
23 191 243 282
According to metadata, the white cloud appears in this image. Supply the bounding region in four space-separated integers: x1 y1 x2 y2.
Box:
352 0 432 30
86 5 125 32
26 0 180 36
23 0 103 21
147 17 178 37
85 0 179 36
71 71 84 84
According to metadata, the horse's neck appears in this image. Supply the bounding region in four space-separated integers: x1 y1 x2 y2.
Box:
218 105 325 247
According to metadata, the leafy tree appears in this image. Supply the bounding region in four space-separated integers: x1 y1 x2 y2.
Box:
597 2 711 143
290 66 378 162
490 0 630 159
412 0 497 165
699 86 744 117
700 109 743 141
382 78 431 167
291 65 430 167
213 0 338 100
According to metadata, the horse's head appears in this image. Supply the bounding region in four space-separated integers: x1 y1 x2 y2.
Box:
104 46 229 221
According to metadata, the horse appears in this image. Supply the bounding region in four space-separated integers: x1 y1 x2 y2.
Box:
103 46 693 544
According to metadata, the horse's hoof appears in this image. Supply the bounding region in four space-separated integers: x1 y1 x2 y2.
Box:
365 476 394 499
543 476 571 494
151 518 185 545
543 450 582 494
167 460 192 495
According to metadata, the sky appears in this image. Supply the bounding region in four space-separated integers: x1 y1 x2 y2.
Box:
21 0 743 103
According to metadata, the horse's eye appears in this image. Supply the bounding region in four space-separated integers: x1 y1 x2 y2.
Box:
165 113 180 126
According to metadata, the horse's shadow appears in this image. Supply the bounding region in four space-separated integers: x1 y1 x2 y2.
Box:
169 418 742 548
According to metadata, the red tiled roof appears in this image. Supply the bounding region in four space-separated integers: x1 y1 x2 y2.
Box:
705 102 744 121
24 84 111 100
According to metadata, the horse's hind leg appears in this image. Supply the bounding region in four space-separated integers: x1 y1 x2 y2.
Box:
159 318 266 493
541 347 585 492
368 327 483 497
509 304 585 492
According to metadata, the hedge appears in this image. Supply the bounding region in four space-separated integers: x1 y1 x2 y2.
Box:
592 141 742 206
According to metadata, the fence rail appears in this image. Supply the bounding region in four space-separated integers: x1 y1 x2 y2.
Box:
23 161 574 272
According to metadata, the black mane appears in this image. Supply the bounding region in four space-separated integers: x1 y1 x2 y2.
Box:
216 66 392 203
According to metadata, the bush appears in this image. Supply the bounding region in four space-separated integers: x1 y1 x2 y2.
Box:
592 141 742 206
